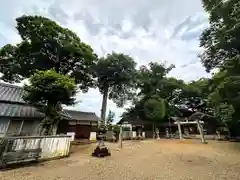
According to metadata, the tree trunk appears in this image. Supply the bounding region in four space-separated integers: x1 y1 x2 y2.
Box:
101 86 109 122
50 123 58 135
39 102 62 136
40 116 51 135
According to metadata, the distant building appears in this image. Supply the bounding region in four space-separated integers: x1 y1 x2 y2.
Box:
117 108 225 139
57 109 99 139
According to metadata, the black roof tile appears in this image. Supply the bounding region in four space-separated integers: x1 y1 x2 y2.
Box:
0 83 100 121
0 83 25 103
0 102 44 118
64 109 100 122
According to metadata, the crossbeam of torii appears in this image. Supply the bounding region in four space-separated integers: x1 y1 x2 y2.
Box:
172 114 206 143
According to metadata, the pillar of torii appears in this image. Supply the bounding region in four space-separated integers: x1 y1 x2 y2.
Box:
172 114 207 143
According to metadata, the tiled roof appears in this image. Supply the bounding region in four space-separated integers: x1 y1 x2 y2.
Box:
0 83 99 121
0 102 44 118
117 117 148 125
188 112 215 122
0 83 25 103
64 109 100 122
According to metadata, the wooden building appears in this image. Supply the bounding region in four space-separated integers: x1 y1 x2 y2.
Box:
117 108 225 139
0 82 99 139
117 117 178 138
0 83 43 136
57 110 99 139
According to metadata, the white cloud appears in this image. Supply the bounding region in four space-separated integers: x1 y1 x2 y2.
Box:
0 0 210 122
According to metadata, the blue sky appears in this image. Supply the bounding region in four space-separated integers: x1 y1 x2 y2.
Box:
0 0 210 122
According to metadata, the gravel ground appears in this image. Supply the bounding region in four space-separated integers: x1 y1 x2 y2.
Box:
1 139 240 180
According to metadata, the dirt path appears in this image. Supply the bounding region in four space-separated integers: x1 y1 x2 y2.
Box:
1 140 240 180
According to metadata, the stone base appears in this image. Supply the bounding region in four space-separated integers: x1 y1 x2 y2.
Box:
92 140 111 157
92 146 111 157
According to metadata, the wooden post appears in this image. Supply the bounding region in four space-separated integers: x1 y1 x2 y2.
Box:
176 121 183 140
119 126 123 148
196 119 206 143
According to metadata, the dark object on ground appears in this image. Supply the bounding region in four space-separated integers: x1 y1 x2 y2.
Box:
92 145 111 157
92 132 111 158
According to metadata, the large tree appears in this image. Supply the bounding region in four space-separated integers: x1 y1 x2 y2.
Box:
23 69 77 135
135 62 183 117
121 62 212 130
120 62 179 135
173 78 211 110
200 0 240 72
0 15 97 92
144 95 166 137
208 73 240 136
200 0 240 136
95 52 137 121
136 62 175 98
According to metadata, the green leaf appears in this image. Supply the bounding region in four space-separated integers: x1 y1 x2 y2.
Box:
144 96 166 122
0 15 97 92
23 69 77 106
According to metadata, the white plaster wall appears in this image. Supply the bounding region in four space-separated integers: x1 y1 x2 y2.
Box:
13 135 71 159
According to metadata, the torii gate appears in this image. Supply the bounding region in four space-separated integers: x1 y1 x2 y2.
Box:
172 114 206 143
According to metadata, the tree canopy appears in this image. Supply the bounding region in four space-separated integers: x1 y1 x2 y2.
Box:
95 52 137 120
0 15 97 92
200 0 240 72
136 62 175 98
23 69 77 106
121 62 178 124
199 0 240 136
23 69 77 135
144 96 166 122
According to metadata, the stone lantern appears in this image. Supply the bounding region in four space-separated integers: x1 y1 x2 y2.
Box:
92 126 111 157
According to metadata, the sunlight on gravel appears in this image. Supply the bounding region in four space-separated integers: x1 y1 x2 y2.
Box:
1 140 240 180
